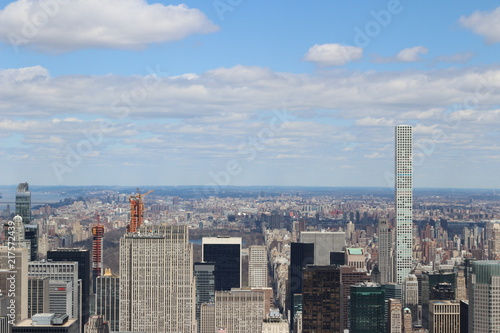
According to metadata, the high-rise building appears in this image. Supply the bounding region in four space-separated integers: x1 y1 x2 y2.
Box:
202 237 242 291
378 218 393 284
95 269 119 332
288 242 314 328
214 289 266 333
350 283 385 333
14 313 79 333
388 298 402 333
28 261 79 320
302 265 341 333
249 245 268 288
84 315 110 333
395 125 413 284
403 274 419 323
15 183 31 224
428 300 460 333
119 224 196 333
194 262 215 330
403 308 413 333
47 249 91 328
27 276 49 318
91 221 104 291
0 246 29 324
468 260 500 333
340 265 370 332
48 280 73 316
300 231 345 265
200 303 215 333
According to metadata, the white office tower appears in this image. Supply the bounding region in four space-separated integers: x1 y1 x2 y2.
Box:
403 274 419 324
395 125 413 284
28 261 79 320
249 245 268 288
300 231 346 265
0 246 28 324
119 224 196 333
378 218 393 284
469 261 500 333
215 289 266 333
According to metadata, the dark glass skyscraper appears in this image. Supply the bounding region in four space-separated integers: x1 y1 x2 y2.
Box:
202 237 241 291
288 242 314 328
193 262 215 330
15 182 31 223
350 283 385 333
47 249 91 329
302 265 341 333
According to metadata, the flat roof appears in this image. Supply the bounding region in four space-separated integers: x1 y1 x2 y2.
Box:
15 318 77 327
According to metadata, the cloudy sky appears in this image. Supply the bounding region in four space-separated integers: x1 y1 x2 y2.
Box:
1 0 499 188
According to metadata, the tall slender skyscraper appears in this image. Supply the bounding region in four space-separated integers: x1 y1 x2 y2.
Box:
469 261 500 333
378 218 393 284
248 245 268 288
395 125 413 284
119 224 196 333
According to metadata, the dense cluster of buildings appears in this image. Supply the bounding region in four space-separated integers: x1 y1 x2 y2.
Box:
1 126 500 332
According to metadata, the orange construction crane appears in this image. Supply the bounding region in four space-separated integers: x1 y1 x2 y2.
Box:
126 188 154 233
92 213 104 281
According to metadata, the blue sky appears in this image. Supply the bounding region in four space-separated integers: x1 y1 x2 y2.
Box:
1 0 500 188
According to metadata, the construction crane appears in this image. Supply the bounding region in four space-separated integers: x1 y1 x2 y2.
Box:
126 188 154 233
91 213 104 284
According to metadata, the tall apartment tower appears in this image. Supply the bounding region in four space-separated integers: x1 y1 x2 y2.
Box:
95 269 119 332
395 125 413 284
202 237 242 291
119 224 196 333
469 260 500 333
378 218 393 284
15 182 31 224
249 245 268 288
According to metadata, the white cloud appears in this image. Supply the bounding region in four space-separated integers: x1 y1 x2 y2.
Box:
460 7 500 44
434 52 475 64
303 43 363 66
355 117 395 126
0 0 218 52
396 46 428 62
374 46 429 63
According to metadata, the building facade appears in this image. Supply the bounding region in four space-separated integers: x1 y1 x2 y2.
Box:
428 300 460 333
119 224 196 333
469 260 500 333
378 218 393 284
350 283 385 333
395 125 413 284
214 289 266 333
202 237 242 291
249 245 268 288
95 269 119 332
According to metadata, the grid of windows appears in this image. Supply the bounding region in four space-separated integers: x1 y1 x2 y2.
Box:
395 125 413 285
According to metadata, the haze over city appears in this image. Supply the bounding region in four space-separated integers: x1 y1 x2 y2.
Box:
0 1 499 188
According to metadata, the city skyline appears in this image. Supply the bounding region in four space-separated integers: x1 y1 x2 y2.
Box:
1 1 500 188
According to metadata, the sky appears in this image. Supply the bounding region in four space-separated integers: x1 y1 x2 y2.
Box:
0 0 500 188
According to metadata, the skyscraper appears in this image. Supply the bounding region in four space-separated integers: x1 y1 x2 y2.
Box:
0 246 28 324
248 245 268 288
202 237 242 291
428 300 460 333
350 282 385 333
395 125 413 284
47 249 91 328
194 262 215 330
300 231 345 265
95 269 119 332
119 224 196 333
288 242 314 328
15 183 31 224
302 265 341 333
468 260 500 333
28 260 79 320
378 217 393 284
214 289 266 333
